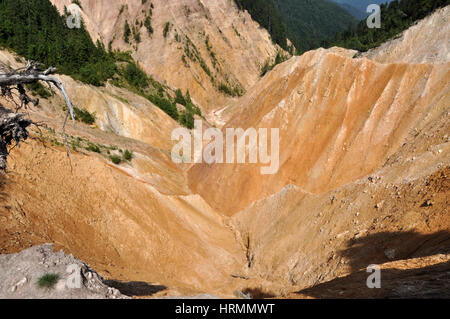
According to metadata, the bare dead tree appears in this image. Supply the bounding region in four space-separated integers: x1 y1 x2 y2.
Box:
0 61 75 170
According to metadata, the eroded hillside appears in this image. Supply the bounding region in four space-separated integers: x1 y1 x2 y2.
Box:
363 6 450 64
50 0 283 115
0 49 245 296
0 3 449 298
189 48 449 215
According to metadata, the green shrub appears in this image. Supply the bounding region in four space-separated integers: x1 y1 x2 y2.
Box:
122 62 149 89
26 82 51 98
218 83 243 97
174 89 186 106
86 143 101 153
144 16 153 34
179 110 194 129
119 4 126 15
124 20 131 43
109 155 122 165
163 22 171 37
133 26 141 43
74 107 96 125
37 274 59 289
260 52 288 76
123 149 133 161
148 95 179 121
112 50 133 63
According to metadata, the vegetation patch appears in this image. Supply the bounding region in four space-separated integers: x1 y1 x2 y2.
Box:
183 36 212 80
73 107 96 125
86 142 101 153
37 274 60 289
123 149 133 161
0 0 201 128
234 0 288 50
26 82 52 99
115 60 202 127
109 154 122 165
0 0 117 86
260 52 289 77
218 83 244 97
163 22 171 38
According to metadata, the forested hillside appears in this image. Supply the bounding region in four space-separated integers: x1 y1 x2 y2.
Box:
330 0 393 19
330 0 449 52
234 0 356 54
0 0 116 86
233 0 289 50
272 0 356 53
0 0 201 127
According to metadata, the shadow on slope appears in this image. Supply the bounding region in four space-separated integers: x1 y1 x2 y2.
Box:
296 260 450 299
104 280 167 297
296 230 450 299
341 230 450 273
0 173 6 201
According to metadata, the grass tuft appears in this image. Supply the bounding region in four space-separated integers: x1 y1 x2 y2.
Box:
37 274 60 289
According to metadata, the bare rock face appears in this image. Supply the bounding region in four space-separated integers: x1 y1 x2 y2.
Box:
0 244 126 299
50 0 282 115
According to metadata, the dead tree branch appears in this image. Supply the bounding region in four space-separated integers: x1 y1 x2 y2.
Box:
0 61 75 170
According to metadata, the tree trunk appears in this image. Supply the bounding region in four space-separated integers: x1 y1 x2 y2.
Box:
0 107 31 170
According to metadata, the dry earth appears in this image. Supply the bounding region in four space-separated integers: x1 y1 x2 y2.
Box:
0 3 449 299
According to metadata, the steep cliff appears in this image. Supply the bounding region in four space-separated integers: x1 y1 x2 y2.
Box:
50 0 282 115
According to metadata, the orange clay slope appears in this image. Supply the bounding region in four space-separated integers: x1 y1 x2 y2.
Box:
189 47 449 216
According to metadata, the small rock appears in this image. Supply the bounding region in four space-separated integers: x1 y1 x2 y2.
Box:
375 201 385 209
16 277 27 286
10 277 27 292
421 200 433 207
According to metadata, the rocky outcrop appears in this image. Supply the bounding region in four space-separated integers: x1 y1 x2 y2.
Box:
0 244 126 299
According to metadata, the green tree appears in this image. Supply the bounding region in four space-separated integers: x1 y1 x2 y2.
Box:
0 0 117 86
124 20 131 43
